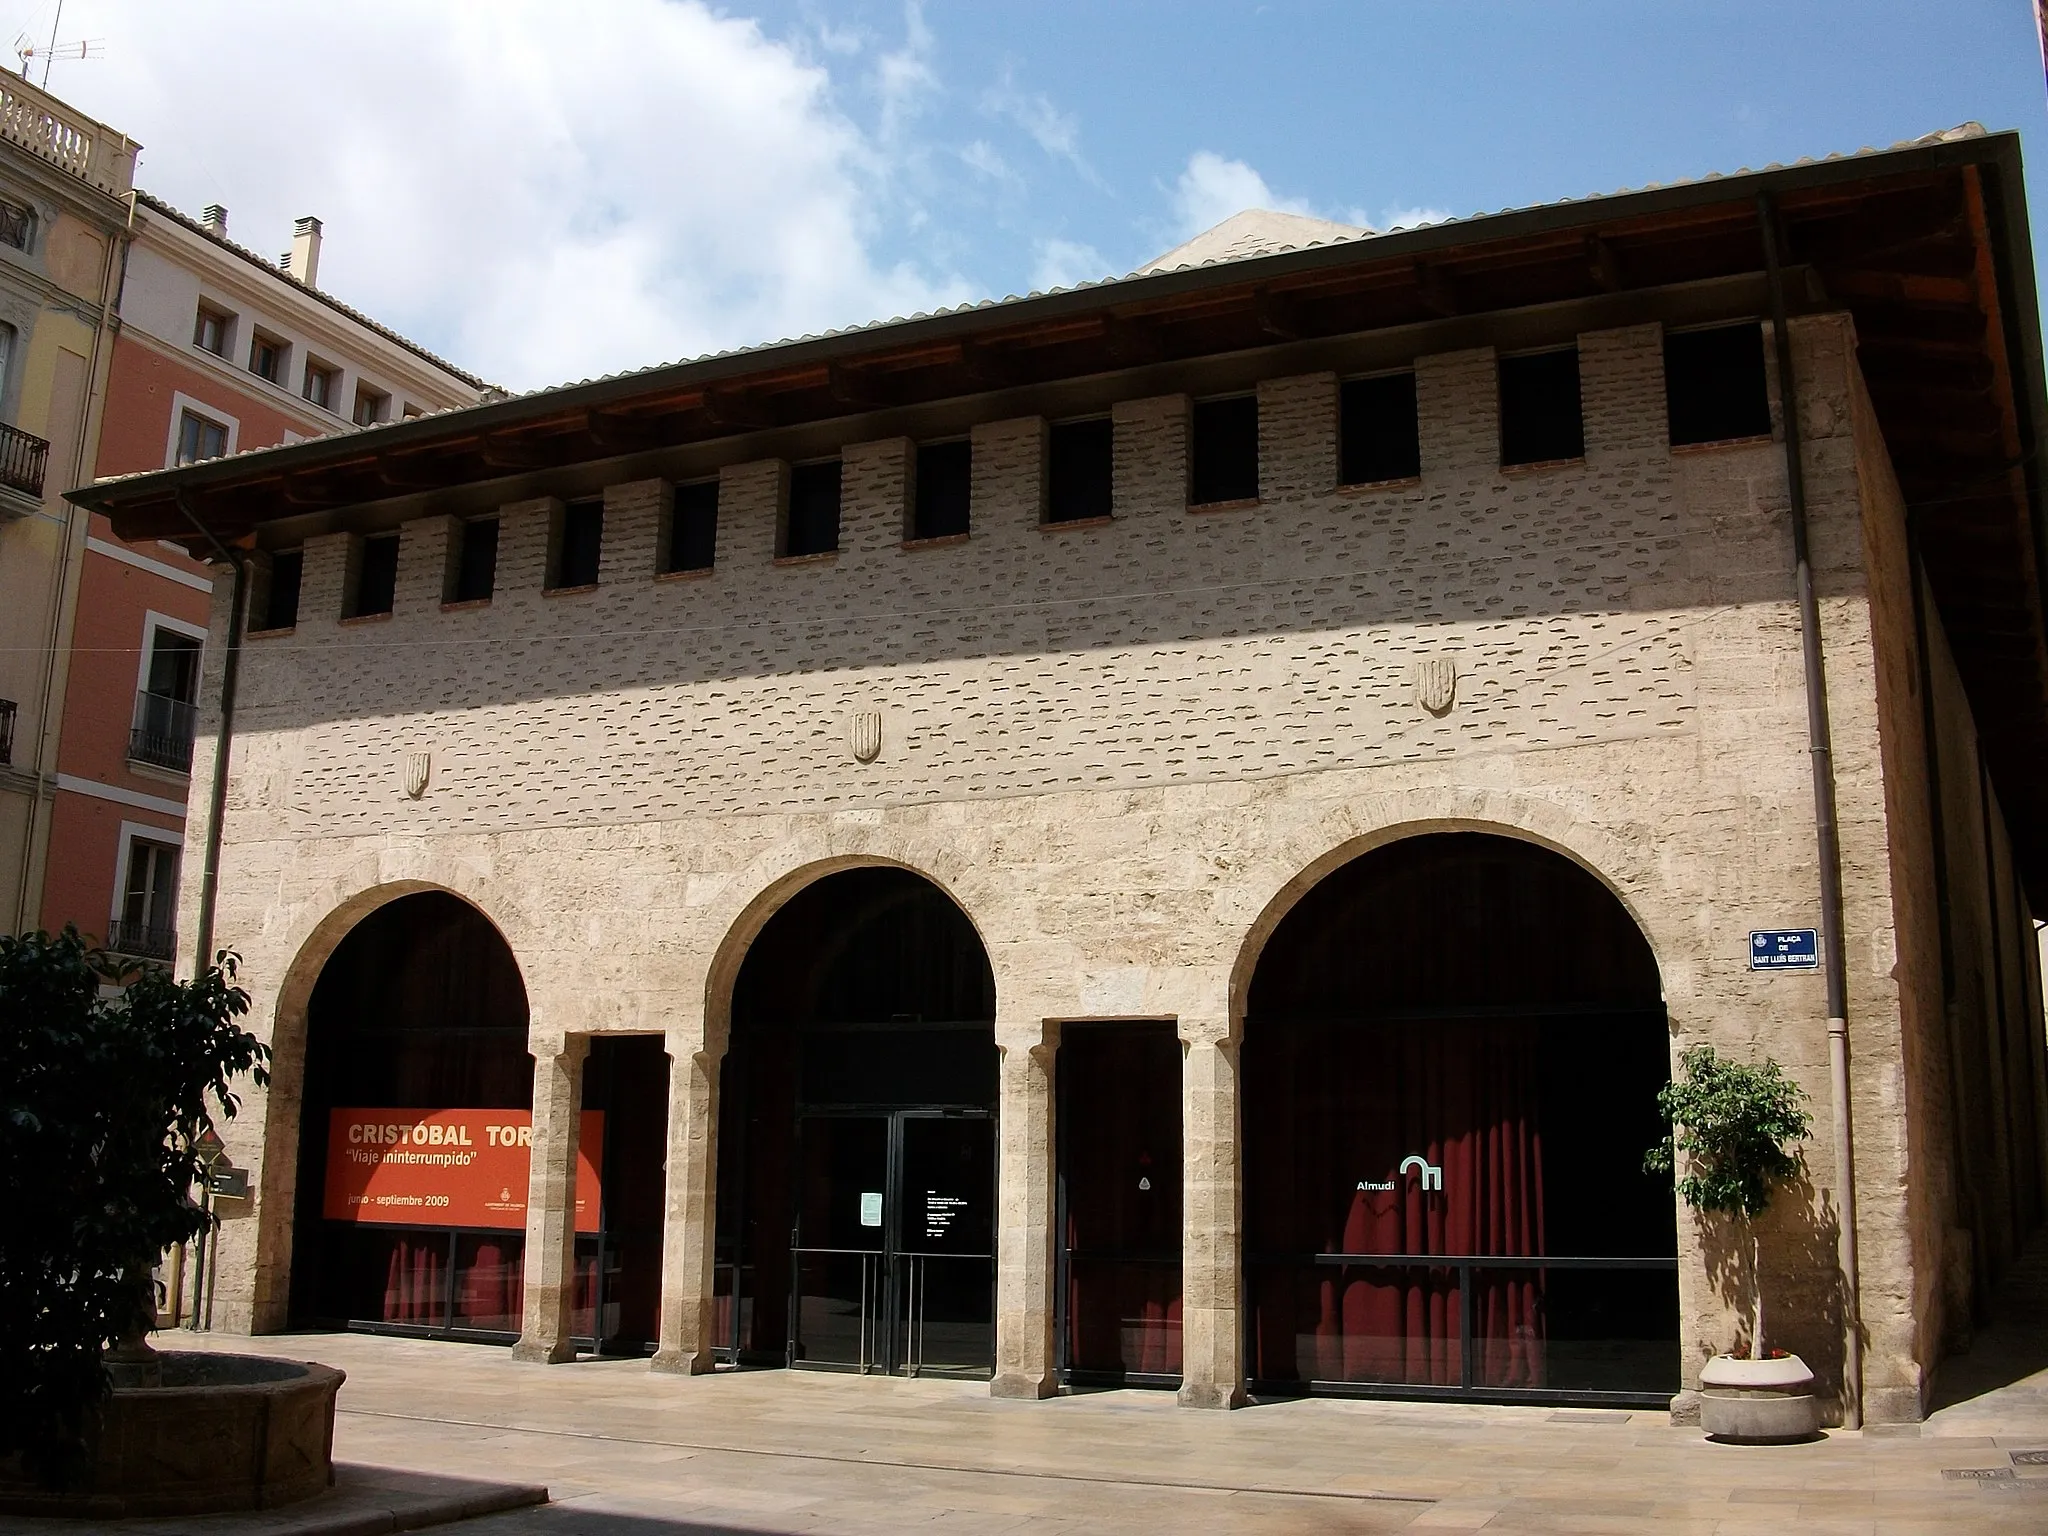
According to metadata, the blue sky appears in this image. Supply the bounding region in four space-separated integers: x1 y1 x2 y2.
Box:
774 0 2047 286
25 2 2047 390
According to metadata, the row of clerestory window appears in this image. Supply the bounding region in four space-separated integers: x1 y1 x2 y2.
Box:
253 323 1769 634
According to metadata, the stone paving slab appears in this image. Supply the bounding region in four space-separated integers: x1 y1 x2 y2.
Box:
0 1463 547 1536
133 1331 2048 1534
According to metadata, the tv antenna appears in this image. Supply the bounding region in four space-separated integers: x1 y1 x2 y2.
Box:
17 2 104 88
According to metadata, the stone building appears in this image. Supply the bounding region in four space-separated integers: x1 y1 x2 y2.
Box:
72 125 2048 1426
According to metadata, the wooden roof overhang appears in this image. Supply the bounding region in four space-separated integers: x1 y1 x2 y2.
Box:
70 130 2048 901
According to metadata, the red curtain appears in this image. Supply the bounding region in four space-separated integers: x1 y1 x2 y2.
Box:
1061 1025 1184 1378
454 1236 524 1330
1251 1018 1547 1388
381 1235 447 1326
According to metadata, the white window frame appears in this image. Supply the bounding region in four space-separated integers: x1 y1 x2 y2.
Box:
134 610 208 699
108 820 184 936
191 300 235 359
163 392 240 469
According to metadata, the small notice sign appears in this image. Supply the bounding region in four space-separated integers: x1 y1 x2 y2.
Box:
1750 930 1820 970
859 1191 883 1228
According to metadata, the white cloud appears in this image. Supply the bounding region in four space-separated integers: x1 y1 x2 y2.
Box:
960 140 1017 186
982 71 1098 185
1377 204 1455 231
1169 151 1315 239
873 0 939 145
50 0 971 391
1029 237 1113 292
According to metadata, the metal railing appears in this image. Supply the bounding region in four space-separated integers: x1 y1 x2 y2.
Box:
106 919 176 962
128 690 197 773
0 421 47 500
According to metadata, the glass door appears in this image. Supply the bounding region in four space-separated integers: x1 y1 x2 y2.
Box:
896 1114 994 1377
790 1113 890 1370
789 1110 994 1376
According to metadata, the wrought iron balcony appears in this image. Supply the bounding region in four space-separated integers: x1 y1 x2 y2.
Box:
128 690 197 773
106 919 176 962
0 421 47 502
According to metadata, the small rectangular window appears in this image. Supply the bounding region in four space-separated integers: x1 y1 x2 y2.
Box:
175 410 228 465
1339 372 1421 485
261 550 302 630
116 838 180 959
1046 417 1112 524
785 460 841 558
911 439 971 541
248 333 284 384
303 360 337 410
666 480 718 573
145 629 202 705
131 629 201 773
450 517 498 603
1190 394 1258 505
551 498 603 589
352 383 389 427
0 198 33 251
193 305 230 356
1499 348 1584 466
351 533 399 617
1665 324 1771 446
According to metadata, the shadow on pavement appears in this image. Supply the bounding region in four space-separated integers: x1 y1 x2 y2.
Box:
1929 1233 2048 1414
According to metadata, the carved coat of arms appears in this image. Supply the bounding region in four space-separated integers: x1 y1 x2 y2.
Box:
1415 656 1458 716
403 751 432 799
847 710 883 764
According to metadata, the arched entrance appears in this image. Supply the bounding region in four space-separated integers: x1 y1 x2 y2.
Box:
287 890 670 1351
714 867 998 1377
1242 832 1678 1405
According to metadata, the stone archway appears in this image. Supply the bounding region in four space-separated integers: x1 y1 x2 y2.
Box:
1237 829 1679 1405
279 888 534 1337
712 864 1000 1378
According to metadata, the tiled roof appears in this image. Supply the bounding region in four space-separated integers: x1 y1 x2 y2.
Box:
86 122 1991 486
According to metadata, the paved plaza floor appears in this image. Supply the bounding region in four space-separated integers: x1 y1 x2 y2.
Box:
145 1316 2048 1536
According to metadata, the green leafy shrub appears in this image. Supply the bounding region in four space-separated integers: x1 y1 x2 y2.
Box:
0 929 267 1483
1646 1044 1812 1357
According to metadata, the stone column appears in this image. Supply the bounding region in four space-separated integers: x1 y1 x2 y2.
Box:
513 1035 589 1364
990 1018 1059 1399
651 1029 722 1375
1178 1019 1244 1408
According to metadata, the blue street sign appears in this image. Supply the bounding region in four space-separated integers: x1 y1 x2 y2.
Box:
1750 929 1820 970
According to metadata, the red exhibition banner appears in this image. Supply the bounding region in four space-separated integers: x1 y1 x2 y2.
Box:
323 1108 603 1233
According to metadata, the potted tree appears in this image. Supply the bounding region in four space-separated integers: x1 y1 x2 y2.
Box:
0 929 343 1516
1646 1044 1820 1443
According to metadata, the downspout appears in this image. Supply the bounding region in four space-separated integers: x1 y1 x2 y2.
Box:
173 491 247 977
1759 190 1864 1428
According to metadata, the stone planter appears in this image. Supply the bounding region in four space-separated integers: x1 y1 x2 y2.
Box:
1698 1353 1821 1444
0 1352 343 1518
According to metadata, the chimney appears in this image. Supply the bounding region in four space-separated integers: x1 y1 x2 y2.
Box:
288 215 322 288
200 204 228 236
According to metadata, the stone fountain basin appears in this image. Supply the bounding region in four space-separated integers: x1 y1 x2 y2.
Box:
0 1352 344 1518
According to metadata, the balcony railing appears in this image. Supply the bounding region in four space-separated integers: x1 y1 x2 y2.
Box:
0 76 137 195
106 919 176 963
0 421 46 501
129 690 197 773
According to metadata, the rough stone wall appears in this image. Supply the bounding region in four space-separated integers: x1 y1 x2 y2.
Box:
170 315 2023 1420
